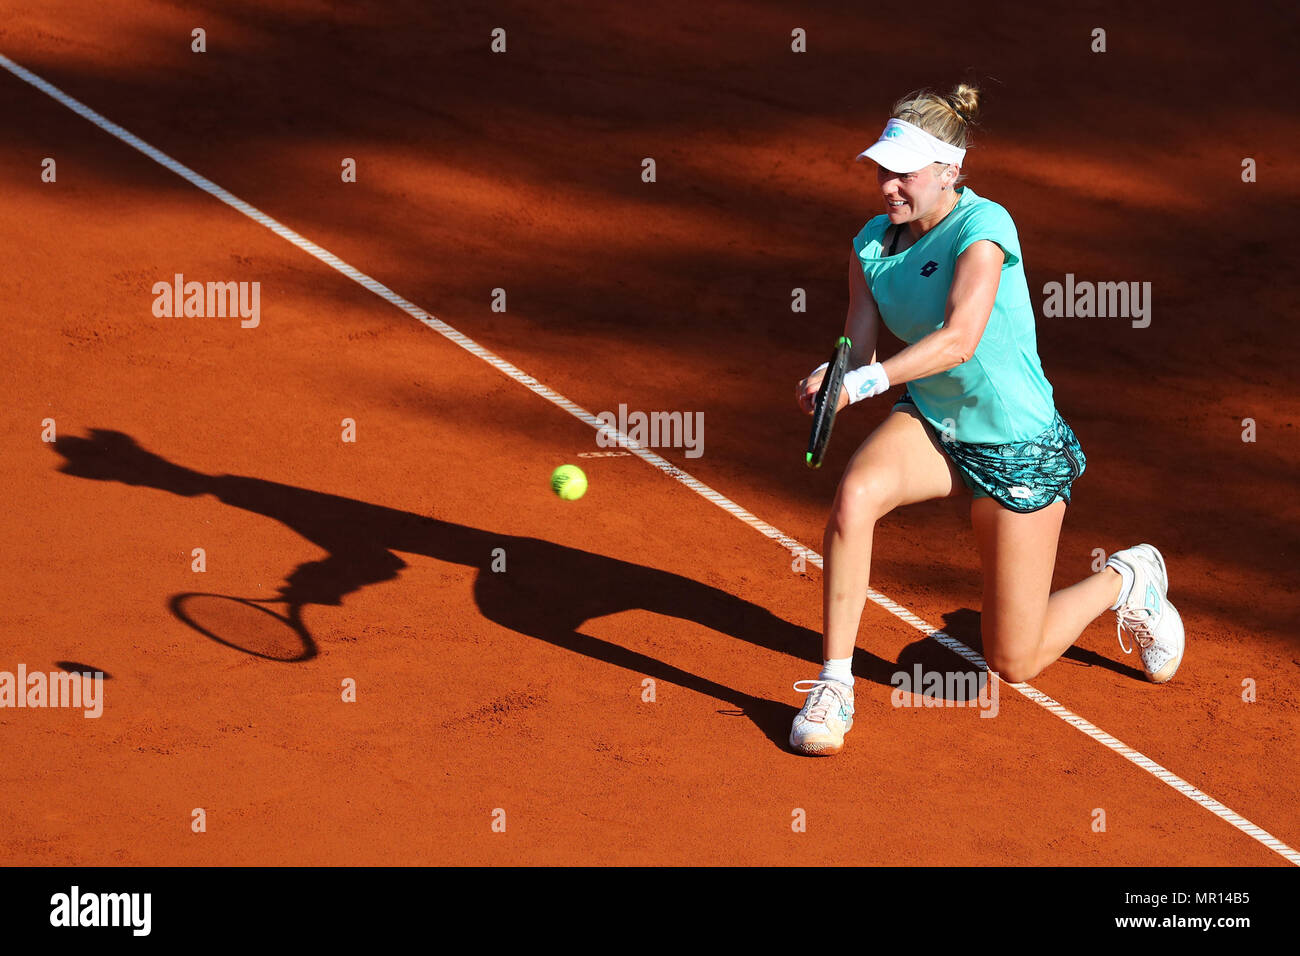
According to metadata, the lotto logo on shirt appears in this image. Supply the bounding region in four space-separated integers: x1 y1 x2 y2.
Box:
920 260 939 277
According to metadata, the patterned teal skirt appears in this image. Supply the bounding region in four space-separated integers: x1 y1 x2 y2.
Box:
894 391 1086 513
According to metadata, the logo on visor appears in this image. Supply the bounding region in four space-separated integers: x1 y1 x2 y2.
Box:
885 127 903 139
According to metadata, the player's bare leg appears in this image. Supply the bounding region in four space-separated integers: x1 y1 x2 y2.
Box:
972 497 1071 683
975 499 1184 683
822 405 963 660
791 404 961 755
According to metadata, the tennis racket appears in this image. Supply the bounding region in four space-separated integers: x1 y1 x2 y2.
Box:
805 335 852 469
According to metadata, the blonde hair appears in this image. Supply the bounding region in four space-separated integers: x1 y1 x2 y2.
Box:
891 83 980 184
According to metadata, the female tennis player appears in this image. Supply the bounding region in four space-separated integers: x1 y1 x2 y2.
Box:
789 83 1185 756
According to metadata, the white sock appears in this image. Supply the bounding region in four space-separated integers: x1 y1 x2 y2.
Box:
1107 559 1135 611
818 657 854 689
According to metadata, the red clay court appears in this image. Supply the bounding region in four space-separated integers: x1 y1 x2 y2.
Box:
1 0 1297 867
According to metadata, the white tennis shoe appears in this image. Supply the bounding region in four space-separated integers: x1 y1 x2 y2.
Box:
1106 543 1184 683
790 679 854 755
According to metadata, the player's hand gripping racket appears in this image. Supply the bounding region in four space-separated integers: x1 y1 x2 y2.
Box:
805 336 852 469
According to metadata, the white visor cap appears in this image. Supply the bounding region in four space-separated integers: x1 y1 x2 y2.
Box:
856 118 966 174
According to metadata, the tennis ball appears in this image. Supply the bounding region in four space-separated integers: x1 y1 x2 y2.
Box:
550 464 588 501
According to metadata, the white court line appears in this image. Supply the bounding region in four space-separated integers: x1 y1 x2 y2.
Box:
4 51 1295 867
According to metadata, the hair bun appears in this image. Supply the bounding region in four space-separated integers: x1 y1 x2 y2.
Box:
946 83 981 124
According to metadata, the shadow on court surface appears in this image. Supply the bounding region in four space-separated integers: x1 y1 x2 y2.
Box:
895 608 1143 700
54 661 113 679
50 427 921 749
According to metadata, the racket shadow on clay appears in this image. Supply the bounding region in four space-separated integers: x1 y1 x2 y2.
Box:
50 427 902 749
170 593 315 662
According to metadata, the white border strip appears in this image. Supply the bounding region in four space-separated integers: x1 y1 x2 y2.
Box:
5 51 1294 866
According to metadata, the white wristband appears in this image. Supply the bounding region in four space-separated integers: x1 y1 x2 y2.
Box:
843 362 890 403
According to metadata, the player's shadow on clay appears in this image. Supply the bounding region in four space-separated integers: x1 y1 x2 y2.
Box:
51 428 906 750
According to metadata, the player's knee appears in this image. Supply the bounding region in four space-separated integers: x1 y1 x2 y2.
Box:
985 650 1038 684
831 473 892 532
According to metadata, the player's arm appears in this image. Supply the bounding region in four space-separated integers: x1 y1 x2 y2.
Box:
797 248 881 413
844 246 881 369
877 239 1004 386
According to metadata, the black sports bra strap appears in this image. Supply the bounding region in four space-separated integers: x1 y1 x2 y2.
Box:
888 224 903 256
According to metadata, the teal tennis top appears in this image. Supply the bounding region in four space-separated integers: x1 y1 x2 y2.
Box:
852 186 1056 444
